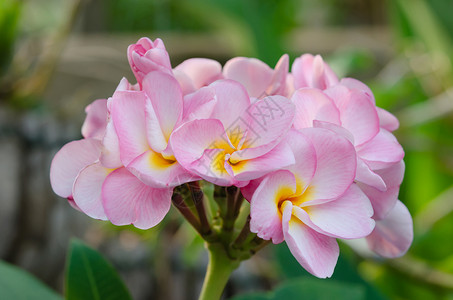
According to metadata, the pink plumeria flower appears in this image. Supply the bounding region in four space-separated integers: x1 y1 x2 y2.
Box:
51 79 175 229
173 58 223 95
128 38 172 86
291 54 339 93
223 54 289 98
250 129 374 278
110 71 199 188
171 79 296 186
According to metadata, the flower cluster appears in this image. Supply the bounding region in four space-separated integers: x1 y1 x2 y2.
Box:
50 37 413 278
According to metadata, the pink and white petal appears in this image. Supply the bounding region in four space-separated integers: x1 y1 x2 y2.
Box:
110 91 149 166
250 170 297 244
50 139 101 198
284 73 295 98
303 184 375 239
171 119 233 168
81 99 108 139
209 79 251 132
282 201 339 278
173 69 196 95
377 107 399 132
182 86 217 121
357 129 404 170
142 71 183 139
366 200 413 258
127 150 198 188
312 120 354 144
356 158 386 191
240 95 295 150
292 88 340 129
174 58 222 89
334 88 380 146
266 54 289 96
115 77 139 92
223 57 273 98
100 117 122 169
133 188 173 230
231 141 295 181
358 161 405 220
102 167 172 229
144 98 168 153
73 162 109 220
299 127 356 202
339 78 375 104
284 130 317 194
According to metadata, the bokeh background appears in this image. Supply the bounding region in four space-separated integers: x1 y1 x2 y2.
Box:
1 0 453 299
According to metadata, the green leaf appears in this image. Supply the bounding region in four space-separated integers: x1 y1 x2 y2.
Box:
273 243 387 300
0 260 63 300
232 277 366 300
65 239 132 300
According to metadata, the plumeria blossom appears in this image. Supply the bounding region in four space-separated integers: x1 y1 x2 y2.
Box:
250 129 375 277
128 37 173 85
171 79 296 186
51 77 175 229
50 37 413 281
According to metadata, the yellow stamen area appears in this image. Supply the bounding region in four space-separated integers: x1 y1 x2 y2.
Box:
148 151 177 169
276 184 315 220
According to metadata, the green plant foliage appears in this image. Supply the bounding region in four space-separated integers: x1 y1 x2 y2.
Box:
0 260 62 300
273 243 387 300
0 0 22 74
232 277 366 300
65 239 132 300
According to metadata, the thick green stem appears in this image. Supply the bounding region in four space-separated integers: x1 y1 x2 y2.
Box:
198 243 240 300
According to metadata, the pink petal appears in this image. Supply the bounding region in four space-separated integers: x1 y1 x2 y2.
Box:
266 54 289 96
357 129 404 170
250 170 297 244
240 177 264 201
182 86 217 121
377 107 399 132
292 88 340 129
299 127 356 202
282 201 339 278
73 162 109 220
174 58 222 89
366 200 413 258
209 79 251 133
339 78 375 104
102 167 172 229
355 158 386 191
302 184 375 239
127 150 198 188
230 141 295 181
50 139 101 198
81 99 108 139
142 71 183 141
173 69 196 95
110 91 149 166
223 57 273 98
326 86 379 146
238 95 295 151
313 120 355 144
284 130 317 194
292 54 339 90
99 117 122 169
358 161 405 220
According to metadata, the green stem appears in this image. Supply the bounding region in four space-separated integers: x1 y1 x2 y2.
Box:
198 243 240 300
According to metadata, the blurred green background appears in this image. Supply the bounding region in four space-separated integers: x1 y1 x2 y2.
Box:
1 0 453 299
